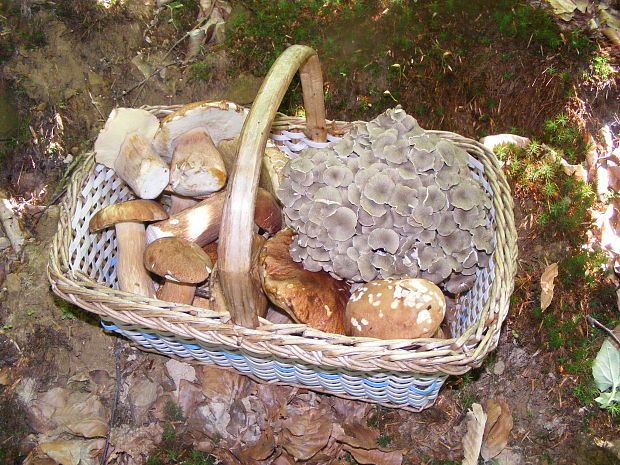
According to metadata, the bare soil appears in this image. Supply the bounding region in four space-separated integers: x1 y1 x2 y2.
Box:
0 1 619 465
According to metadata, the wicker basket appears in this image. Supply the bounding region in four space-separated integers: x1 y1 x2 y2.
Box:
48 45 517 411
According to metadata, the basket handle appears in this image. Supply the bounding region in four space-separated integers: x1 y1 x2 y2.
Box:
217 45 327 328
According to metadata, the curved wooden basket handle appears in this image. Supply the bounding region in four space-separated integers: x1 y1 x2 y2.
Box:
217 45 327 327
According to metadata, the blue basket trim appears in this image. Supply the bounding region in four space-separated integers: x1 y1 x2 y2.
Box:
363 379 388 388
182 343 202 350
140 332 158 340
408 381 437 395
221 351 245 361
100 321 118 331
317 372 341 380
273 364 296 373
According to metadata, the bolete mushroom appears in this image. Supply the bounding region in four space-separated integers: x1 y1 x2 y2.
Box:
146 187 282 246
144 237 213 304
169 127 227 197
94 108 169 199
89 199 168 297
344 278 446 339
258 229 350 335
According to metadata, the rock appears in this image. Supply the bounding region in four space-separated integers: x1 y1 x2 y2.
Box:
165 359 196 398
223 72 263 104
496 448 523 465
479 134 530 152
493 360 506 376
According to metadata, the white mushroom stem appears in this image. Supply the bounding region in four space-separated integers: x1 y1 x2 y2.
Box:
115 133 170 199
169 127 227 197
157 281 196 304
115 222 156 298
146 188 281 246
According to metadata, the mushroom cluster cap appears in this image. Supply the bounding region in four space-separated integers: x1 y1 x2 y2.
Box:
277 106 493 294
344 278 446 339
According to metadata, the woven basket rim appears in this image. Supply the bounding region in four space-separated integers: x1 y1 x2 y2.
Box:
48 103 517 376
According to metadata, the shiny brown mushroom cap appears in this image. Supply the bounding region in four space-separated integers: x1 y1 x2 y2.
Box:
258 229 350 335
89 200 168 232
344 278 446 339
144 237 213 283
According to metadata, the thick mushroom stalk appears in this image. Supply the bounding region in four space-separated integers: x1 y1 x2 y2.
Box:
89 200 168 297
169 127 227 197
116 133 170 199
146 187 282 246
94 108 169 199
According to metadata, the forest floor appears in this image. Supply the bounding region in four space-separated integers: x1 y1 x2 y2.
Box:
0 1 619 464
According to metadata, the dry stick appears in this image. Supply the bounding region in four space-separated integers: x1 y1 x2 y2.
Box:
122 61 180 97
101 338 123 465
587 315 620 349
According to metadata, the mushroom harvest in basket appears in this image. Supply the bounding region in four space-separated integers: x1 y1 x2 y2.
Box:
277 106 494 296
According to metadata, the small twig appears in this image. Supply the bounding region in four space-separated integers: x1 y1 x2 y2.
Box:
122 61 180 97
587 315 620 349
101 338 123 465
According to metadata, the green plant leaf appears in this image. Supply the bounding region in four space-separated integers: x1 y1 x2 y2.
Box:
592 340 620 408
595 390 620 408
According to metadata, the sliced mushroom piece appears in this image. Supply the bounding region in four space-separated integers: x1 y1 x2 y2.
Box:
153 100 247 162
410 204 435 229
94 109 168 199
368 228 400 254
259 229 350 334
89 200 168 297
115 133 170 200
372 128 399 156
354 167 380 187
144 237 213 304
169 127 227 197
418 228 437 244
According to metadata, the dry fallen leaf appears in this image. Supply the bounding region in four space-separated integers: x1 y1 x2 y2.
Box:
28 441 82 465
540 262 559 311
481 397 513 460
462 403 487 465
279 394 333 460
343 445 403 465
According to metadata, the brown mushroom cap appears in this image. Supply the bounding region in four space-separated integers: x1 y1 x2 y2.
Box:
258 229 349 334
89 200 168 232
144 237 213 283
344 278 446 339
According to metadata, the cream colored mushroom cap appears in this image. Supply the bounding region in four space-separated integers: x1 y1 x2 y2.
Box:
344 278 446 339
94 108 160 168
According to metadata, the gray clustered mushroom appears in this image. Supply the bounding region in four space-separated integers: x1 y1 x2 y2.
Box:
277 107 494 295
